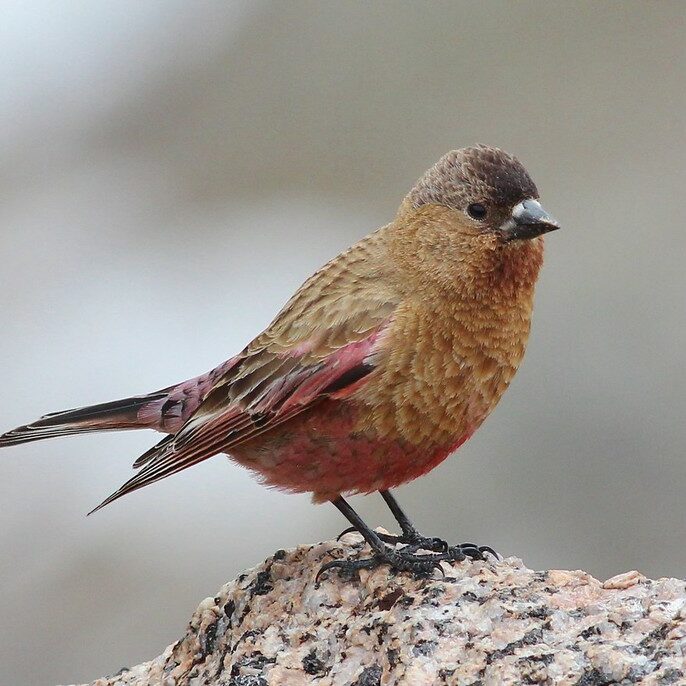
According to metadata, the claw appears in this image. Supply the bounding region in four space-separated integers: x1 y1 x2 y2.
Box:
336 526 360 541
427 559 446 579
478 545 500 559
443 541 500 562
423 537 449 553
454 545 483 561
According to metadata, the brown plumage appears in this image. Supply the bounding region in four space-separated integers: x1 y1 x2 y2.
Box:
0 145 559 576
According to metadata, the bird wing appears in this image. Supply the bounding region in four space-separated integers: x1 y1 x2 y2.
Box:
90 235 400 513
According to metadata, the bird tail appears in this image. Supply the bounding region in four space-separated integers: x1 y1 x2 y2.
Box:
0 359 240 450
0 391 170 448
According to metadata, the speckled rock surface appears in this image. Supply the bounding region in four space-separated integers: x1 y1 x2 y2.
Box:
72 535 686 686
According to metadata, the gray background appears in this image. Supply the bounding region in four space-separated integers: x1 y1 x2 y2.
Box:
1 2 684 684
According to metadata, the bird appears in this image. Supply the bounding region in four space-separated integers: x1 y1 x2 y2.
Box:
0 145 559 578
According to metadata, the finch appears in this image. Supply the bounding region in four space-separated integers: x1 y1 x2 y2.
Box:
0 145 559 576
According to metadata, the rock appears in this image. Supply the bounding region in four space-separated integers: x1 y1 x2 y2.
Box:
69 534 686 686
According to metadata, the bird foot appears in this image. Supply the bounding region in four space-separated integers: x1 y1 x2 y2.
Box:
380 533 449 553
336 526 498 558
317 542 493 583
317 549 446 583
336 525 447 551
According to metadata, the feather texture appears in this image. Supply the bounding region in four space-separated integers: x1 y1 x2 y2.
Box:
0 145 555 513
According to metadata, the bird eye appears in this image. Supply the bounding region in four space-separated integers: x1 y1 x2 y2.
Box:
467 203 487 220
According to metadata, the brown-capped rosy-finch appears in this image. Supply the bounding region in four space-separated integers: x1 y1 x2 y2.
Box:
0 146 559 577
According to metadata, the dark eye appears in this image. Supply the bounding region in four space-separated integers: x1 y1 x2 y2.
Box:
467 203 487 220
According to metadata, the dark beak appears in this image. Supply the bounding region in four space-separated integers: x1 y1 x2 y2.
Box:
501 199 560 241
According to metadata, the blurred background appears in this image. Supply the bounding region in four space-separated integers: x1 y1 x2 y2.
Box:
1 1 684 683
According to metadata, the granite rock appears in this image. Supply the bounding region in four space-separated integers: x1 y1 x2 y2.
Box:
72 534 686 686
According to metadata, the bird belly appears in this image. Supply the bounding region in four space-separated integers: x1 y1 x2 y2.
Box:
228 399 470 503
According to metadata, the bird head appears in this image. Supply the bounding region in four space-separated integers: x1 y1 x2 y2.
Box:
393 145 559 296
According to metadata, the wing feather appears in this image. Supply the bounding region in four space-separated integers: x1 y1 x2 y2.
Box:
90 231 400 513
89 326 389 514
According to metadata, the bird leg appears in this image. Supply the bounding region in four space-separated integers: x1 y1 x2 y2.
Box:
336 490 498 560
378 490 449 552
318 496 474 582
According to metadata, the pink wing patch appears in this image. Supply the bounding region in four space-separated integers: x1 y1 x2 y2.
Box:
135 356 242 434
88 325 387 513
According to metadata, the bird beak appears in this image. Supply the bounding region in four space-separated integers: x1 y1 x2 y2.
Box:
500 199 560 241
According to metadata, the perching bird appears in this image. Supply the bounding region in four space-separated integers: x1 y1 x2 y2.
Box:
0 145 559 577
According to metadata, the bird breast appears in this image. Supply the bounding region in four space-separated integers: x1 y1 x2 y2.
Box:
355 289 536 446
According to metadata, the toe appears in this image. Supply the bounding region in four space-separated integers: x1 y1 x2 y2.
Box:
316 556 380 583
478 545 500 559
336 526 360 541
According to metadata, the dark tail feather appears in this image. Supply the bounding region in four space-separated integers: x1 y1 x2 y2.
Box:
0 392 169 448
88 434 217 516
132 434 174 468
